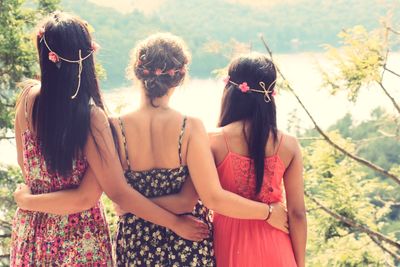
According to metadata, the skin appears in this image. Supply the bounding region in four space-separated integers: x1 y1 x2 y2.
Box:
14 85 289 235
14 85 208 242
209 121 307 267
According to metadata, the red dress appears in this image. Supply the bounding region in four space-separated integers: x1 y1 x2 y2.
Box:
213 133 297 267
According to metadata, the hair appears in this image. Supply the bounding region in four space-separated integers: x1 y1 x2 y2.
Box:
31 11 106 176
218 53 278 194
128 33 190 106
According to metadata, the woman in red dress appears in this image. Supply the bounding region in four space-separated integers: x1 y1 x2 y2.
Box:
210 53 307 267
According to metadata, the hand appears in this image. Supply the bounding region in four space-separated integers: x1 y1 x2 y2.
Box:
13 183 32 210
266 202 289 233
113 203 128 216
171 215 210 242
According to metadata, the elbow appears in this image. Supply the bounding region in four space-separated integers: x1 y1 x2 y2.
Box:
201 194 219 211
288 209 307 222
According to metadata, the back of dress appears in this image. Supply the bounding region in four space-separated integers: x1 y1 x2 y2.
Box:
10 89 112 266
213 132 297 267
115 116 215 266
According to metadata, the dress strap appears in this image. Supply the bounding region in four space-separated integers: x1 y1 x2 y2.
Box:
118 117 132 171
274 134 284 156
221 129 231 152
178 116 187 165
23 85 34 130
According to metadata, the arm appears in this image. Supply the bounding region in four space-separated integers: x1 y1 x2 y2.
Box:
84 108 208 240
187 118 270 219
283 138 307 267
151 177 198 214
115 178 198 216
15 167 103 215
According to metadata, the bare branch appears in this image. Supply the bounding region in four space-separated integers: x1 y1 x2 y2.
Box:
305 191 400 250
384 66 400 78
259 35 400 186
377 81 400 115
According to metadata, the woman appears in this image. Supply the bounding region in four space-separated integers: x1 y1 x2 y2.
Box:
11 13 210 266
210 53 307 267
14 33 289 266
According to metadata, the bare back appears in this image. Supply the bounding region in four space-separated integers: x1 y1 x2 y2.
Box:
209 121 297 169
113 108 190 171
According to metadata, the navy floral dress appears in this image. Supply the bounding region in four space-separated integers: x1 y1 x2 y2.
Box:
115 116 215 267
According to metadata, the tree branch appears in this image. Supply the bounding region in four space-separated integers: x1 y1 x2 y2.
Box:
259 35 400 186
384 66 400 78
378 81 400 115
368 234 400 262
305 191 400 250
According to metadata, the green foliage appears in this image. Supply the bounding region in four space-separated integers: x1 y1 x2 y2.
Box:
0 165 23 264
61 0 400 89
322 25 386 101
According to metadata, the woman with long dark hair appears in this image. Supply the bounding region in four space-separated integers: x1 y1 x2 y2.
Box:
14 33 289 266
210 53 307 266
11 13 210 266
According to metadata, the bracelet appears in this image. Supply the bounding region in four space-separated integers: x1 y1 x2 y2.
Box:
265 204 273 221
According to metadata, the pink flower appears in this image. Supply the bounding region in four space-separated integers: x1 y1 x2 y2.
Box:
272 90 276 96
143 69 150 75
91 41 100 52
168 69 175 76
239 82 250 93
155 68 163 76
137 60 142 66
37 27 45 38
48 52 59 63
179 68 186 74
223 76 230 85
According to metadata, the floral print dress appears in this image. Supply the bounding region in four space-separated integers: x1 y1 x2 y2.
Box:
10 93 112 266
115 116 215 267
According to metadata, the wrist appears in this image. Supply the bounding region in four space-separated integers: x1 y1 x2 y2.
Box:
265 204 273 221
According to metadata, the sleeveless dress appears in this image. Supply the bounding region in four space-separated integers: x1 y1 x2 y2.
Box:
213 133 297 267
10 92 112 266
114 116 215 267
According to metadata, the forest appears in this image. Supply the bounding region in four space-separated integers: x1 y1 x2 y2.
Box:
0 0 399 266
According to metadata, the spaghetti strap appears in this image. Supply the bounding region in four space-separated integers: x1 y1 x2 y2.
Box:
274 134 284 156
178 116 187 165
221 129 231 152
24 86 33 129
118 117 132 171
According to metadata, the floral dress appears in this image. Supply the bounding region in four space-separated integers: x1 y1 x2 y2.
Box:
115 116 215 267
10 93 112 266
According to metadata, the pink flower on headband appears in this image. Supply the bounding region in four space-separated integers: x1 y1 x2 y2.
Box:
168 69 175 76
48 52 59 63
143 69 150 75
137 60 142 66
239 82 250 93
179 68 186 74
91 41 100 52
272 90 277 96
37 27 45 38
155 69 163 76
223 76 230 85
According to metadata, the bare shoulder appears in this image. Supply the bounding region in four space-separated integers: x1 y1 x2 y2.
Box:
279 131 302 158
185 116 206 133
90 106 110 132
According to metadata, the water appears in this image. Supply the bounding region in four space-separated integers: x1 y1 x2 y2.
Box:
1 52 399 166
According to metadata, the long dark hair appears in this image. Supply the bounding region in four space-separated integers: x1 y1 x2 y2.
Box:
218 53 278 194
32 12 105 176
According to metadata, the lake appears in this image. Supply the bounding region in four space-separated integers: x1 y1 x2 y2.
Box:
1 52 399 166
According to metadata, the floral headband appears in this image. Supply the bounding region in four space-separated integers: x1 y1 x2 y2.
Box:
136 56 186 78
37 27 100 99
224 76 277 103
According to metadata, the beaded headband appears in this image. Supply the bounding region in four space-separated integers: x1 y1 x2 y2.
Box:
37 27 99 99
224 76 277 103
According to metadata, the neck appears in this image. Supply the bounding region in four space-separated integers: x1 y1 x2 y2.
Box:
139 87 173 110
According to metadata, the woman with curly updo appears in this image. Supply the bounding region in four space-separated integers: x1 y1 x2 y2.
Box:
15 33 289 266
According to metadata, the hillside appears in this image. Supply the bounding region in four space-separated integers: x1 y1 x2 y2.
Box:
61 0 399 88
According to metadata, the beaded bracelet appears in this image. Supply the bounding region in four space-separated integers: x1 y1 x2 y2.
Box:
265 204 273 221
